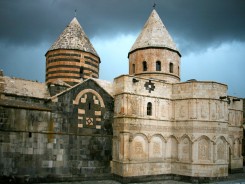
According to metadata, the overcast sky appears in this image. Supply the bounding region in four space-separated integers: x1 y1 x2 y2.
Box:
0 0 244 97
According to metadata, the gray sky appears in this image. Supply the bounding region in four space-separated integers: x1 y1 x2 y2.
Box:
0 0 244 97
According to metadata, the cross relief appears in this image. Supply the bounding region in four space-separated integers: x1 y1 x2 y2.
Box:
144 80 155 93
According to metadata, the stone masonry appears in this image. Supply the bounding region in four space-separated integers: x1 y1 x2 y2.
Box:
0 8 243 184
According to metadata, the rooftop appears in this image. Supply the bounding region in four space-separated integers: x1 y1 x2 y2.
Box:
47 17 99 57
129 9 180 55
1 76 50 99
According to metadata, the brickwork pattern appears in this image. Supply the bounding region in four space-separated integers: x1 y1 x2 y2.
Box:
46 50 100 84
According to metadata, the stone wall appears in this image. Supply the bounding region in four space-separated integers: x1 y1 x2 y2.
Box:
128 48 180 82
112 75 238 180
0 79 114 182
227 96 243 173
46 49 100 85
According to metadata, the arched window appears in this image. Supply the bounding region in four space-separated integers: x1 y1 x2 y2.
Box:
147 102 152 116
143 61 147 71
156 61 161 71
132 64 135 73
169 63 173 73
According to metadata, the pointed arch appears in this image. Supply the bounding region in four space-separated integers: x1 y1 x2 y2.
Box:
166 135 178 160
196 135 211 161
179 135 192 162
130 133 149 161
149 134 165 159
215 136 227 162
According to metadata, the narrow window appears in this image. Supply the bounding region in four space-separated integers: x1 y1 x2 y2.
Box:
143 61 147 71
132 64 135 73
80 67 84 78
156 61 161 71
178 66 180 76
147 102 152 116
88 102 91 110
29 132 32 138
169 63 173 73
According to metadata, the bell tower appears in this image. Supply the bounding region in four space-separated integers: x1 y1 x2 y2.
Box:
128 9 181 83
45 17 100 85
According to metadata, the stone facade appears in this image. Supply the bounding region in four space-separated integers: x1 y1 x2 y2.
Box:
0 9 243 183
111 76 243 181
111 9 243 182
0 78 114 183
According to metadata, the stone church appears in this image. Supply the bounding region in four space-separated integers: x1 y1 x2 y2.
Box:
0 9 243 183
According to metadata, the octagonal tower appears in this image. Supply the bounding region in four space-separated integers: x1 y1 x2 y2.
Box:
128 9 181 83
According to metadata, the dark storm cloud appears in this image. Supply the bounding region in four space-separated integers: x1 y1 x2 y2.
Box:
0 0 244 53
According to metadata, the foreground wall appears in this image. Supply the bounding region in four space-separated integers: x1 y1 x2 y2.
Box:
0 79 114 182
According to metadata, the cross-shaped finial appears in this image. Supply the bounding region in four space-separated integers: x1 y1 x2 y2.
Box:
153 3 156 9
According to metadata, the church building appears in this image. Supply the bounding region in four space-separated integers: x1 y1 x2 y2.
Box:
0 9 243 183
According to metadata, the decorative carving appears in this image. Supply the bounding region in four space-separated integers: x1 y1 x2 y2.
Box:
181 138 190 161
179 105 185 118
75 91 105 129
198 138 209 160
200 102 208 118
131 97 137 115
86 117 93 126
144 80 155 93
211 102 217 120
114 123 228 134
135 142 143 154
217 142 225 160
153 142 160 154
189 100 197 119
217 102 224 119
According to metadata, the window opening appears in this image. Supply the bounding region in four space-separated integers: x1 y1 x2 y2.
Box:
156 61 161 71
170 63 173 73
80 67 84 78
147 102 152 116
143 61 147 71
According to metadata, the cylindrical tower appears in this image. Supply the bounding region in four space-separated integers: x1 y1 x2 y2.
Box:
128 10 181 83
45 18 100 85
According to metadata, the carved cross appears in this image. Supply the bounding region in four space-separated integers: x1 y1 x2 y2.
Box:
144 80 155 93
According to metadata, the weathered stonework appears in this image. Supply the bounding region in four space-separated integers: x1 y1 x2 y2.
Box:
0 9 243 184
111 9 243 183
45 17 100 85
0 78 114 183
111 76 243 180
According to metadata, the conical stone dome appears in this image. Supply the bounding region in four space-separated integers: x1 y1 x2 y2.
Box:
45 17 100 85
128 9 181 83
129 9 180 56
48 17 98 57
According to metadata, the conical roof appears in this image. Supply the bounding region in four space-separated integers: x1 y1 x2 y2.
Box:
48 17 98 57
129 9 179 55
